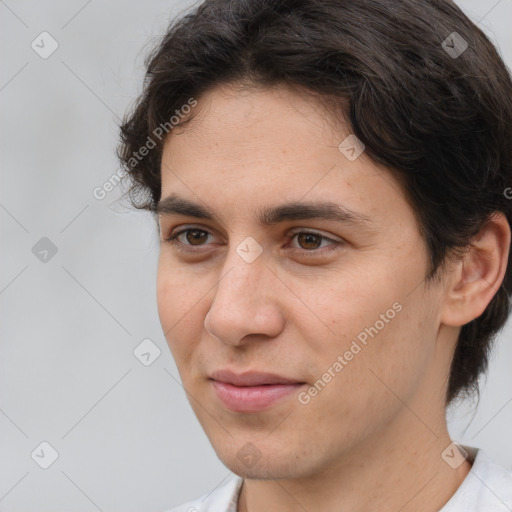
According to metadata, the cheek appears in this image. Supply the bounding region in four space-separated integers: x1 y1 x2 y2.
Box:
322 293 436 413
299 307 433 452
156 265 178 335
299 258 437 398
293 266 399 356
156 263 205 360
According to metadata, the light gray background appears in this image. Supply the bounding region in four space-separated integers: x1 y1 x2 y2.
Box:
1 1 511 510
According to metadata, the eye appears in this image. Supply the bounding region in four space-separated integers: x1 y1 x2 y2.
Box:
288 229 341 253
163 227 343 255
164 228 214 250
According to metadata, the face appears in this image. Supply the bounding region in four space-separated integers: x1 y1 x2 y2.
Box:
156 82 450 480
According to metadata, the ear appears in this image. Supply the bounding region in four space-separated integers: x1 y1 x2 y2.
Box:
440 212 511 327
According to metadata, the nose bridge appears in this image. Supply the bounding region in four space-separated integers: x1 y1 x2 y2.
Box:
220 257 259 306
216 234 269 304
204 242 284 344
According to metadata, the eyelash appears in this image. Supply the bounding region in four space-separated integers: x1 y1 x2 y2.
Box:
163 227 342 256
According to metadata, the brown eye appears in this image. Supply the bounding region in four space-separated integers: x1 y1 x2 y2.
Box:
287 230 343 257
296 232 322 250
185 229 209 245
164 227 342 257
164 228 213 249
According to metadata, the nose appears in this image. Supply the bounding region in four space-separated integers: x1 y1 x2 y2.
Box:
204 251 286 347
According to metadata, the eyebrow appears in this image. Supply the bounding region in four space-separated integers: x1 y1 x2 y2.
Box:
155 193 374 229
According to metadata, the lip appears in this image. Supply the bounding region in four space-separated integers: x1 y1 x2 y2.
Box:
209 370 305 412
210 369 303 386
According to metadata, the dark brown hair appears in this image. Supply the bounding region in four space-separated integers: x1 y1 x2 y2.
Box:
117 0 512 405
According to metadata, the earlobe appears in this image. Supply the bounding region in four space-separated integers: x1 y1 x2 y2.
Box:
441 212 511 327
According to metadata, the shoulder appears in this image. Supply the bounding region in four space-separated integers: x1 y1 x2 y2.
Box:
442 446 512 511
164 476 243 512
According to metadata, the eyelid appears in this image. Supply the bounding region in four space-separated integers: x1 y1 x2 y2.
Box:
164 224 344 255
165 224 341 240
166 224 217 242
288 227 342 243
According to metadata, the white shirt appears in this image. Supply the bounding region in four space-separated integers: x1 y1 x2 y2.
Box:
165 446 512 511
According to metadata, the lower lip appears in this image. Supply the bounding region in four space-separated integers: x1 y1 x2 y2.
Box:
211 380 304 412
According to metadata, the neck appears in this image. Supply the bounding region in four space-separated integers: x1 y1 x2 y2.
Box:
237 405 472 512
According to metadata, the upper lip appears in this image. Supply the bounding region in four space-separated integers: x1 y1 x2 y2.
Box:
210 369 304 386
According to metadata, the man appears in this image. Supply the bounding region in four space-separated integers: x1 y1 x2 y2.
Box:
117 0 512 510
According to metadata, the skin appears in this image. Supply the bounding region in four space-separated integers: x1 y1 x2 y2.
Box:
156 82 510 512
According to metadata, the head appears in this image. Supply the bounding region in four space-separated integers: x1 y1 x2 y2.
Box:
118 0 512 480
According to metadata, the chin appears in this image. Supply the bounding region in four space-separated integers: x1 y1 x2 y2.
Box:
221 454 305 480
209 435 321 481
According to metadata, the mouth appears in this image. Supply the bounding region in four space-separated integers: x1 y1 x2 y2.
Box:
209 369 306 413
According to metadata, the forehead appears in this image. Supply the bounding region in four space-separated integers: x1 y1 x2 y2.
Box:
158 83 408 228
162 83 380 180
187 82 344 135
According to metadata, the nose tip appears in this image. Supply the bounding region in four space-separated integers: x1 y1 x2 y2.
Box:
203 262 286 346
